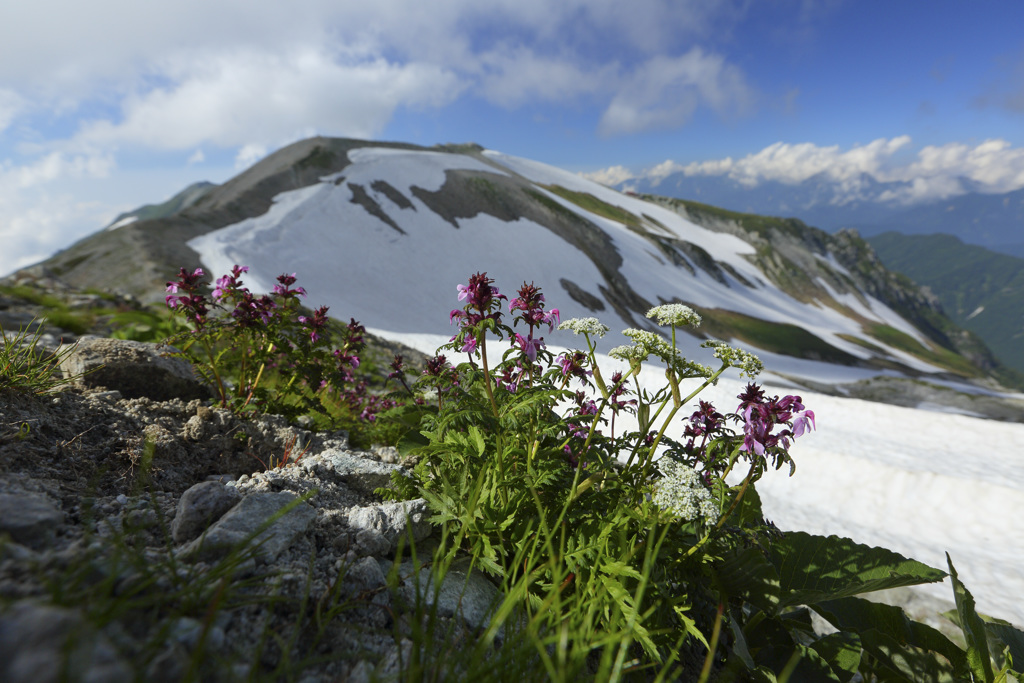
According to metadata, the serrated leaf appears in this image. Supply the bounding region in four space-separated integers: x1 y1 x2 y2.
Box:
810 632 863 683
713 545 781 613
733 483 766 528
771 532 946 609
987 621 1024 674
815 596 966 676
949 553 995 682
599 560 643 582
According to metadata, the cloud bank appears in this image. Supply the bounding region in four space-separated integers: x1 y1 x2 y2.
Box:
586 137 1024 205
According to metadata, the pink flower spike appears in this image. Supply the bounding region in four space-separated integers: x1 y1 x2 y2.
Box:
793 410 816 438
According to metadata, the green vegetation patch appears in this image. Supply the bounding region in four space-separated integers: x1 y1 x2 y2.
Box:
543 184 642 228
0 284 66 309
694 305 861 365
653 196 811 240
525 188 590 226
866 323 981 378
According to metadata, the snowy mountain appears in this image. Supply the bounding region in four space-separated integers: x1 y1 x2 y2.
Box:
613 171 1024 257
27 136 1024 627
38 137 1020 396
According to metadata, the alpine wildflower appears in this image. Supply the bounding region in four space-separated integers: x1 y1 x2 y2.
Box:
646 303 702 328
653 459 719 523
557 317 610 338
703 340 763 378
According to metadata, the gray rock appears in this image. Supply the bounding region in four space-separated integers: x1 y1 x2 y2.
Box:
179 491 316 565
392 557 506 635
347 499 432 553
313 448 407 492
0 493 64 550
354 529 392 557
0 602 132 683
170 481 243 544
59 336 211 401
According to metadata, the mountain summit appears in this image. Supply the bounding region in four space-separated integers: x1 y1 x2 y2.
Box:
36 137 1020 395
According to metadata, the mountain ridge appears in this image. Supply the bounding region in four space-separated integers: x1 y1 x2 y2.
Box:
868 231 1024 374
614 172 1024 257
30 136 1023 395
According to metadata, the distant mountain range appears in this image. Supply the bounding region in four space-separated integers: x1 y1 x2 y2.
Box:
31 137 1022 395
867 232 1024 374
614 173 1024 258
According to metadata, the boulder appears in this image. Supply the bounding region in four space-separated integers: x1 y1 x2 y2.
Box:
0 493 64 550
170 481 243 544
59 336 211 401
178 491 316 565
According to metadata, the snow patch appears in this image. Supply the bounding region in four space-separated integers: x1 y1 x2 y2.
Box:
106 215 138 231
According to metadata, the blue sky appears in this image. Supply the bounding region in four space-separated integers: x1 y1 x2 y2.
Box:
2 0 1023 275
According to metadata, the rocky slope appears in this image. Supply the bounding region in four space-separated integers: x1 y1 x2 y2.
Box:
0 331 508 683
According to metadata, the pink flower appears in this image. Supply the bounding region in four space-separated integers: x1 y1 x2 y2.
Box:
514 333 544 363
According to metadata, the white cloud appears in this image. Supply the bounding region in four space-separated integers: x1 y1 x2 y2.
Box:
0 88 24 134
579 164 635 186
187 149 205 165
586 137 1024 205
3 150 114 189
475 46 612 108
235 143 267 170
0 189 114 277
682 136 913 188
73 46 463 152
598 49 754 136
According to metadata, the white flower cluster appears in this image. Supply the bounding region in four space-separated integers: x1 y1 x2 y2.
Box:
652 459 719 523
557 317 610 338
609 329 712 378
646 304 702 328
621 328 666 356
702 340 763 378
609 344 647 362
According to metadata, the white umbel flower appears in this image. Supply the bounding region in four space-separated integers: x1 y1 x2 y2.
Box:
652 459 719 523
557 317 610 337
702 340 763 378
646 304 702 328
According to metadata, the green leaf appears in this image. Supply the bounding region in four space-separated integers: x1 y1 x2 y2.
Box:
949 553 995 682
733 483 766 528
713 545 781 613
987 621 1024 673
810 632 863 683
771 532 946 609
786 644 847 683
815 596 966 677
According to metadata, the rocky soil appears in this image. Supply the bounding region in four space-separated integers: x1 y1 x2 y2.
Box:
0 273 510 683
0 349 515 683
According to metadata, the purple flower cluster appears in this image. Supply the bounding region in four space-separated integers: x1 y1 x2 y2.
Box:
557 350 591 385
165 268 210 325
564 390 600 467
164 265 383 420
736 383 816 456
608 371 636 414
298 306 331 343
450 272 506 353
683 400 726 452
508 282 559 333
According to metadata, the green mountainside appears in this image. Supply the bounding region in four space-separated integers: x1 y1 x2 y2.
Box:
867 231 1024 374
640 197 1021 388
